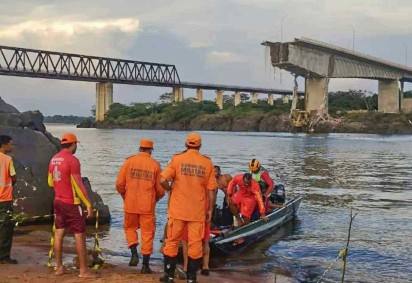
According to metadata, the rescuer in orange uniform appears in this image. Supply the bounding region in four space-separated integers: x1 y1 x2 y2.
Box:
160 132 217 283
227 173 268 226
48 133 97 278
0 135 17 264
116 139 164 274
180 198 211 277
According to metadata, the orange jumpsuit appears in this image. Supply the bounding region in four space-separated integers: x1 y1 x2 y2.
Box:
227 174 265 218
116 152 164 255
161 149 217 259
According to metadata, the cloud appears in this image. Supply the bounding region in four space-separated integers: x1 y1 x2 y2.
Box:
1 0 412 115
0 18 139 40
206 51 245 65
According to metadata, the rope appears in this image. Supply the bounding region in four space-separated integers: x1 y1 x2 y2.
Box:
91 210 105 269
0 213 54 226
6 209 107 270
316 248 347 283
47 220 56 269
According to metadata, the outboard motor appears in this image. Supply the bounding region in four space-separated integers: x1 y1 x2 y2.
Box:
212 204 233 227
270 184 286 204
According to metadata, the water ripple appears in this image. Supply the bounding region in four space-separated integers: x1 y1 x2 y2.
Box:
46 125 412 283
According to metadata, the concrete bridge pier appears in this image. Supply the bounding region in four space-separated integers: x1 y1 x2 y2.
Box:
282 95 289 104
173 87 179 102
234 92 241 106
305 78 328 113
251 92 258 104
378 79 400 113
216 90 224 109
268 93 274 105
196 88 203 102
95 82 113 121
173 87 184 102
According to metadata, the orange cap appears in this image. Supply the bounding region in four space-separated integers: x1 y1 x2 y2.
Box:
185 132 202 147
140 139 154 149
61 133 79 144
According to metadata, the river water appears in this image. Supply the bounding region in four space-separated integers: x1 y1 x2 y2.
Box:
45 124 412 283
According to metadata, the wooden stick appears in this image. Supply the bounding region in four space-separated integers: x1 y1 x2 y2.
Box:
341 208 357 283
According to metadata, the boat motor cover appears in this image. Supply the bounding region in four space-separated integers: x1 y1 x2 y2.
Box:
212 204 233 227
270 184 286 204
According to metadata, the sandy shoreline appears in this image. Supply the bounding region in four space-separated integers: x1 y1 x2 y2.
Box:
1 228 291 283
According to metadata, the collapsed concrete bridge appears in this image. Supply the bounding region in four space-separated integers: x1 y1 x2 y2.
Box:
262 37 412 115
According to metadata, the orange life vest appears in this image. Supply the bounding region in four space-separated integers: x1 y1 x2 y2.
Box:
0 153 13 202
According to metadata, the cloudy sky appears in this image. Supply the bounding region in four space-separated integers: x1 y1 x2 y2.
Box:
1 0 412 115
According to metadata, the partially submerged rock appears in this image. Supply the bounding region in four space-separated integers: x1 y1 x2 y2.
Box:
0 97 110 224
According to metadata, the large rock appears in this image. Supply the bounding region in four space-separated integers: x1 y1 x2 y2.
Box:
0 97 19 113
0 100 110 224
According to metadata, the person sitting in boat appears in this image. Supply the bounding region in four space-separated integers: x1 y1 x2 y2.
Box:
226 173 268 227
214 165 232 196
212 166 233 228
248 158 275 199
265 184 287 213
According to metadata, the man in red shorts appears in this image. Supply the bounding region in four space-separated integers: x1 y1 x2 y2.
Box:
227 173 268 226
48 133 97 278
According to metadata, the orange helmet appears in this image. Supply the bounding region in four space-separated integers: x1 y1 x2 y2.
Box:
249 158 260 172
61 133 78 144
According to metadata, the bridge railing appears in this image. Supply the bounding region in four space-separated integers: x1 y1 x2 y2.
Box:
0 45 181 86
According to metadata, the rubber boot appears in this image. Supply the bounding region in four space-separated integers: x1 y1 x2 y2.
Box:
159 255 176 283
128 244 139 266
186 257 202 283
141 254 152 274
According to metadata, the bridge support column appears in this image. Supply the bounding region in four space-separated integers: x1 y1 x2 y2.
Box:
305 78 328 113
282 95 289 104
173 87 179 102
234 92 241 106
251 92 258 104
216 90 224 110
268 94 274 105
400 81 412 112
196 88 203 102
378 79 400 113
95 82 113 121
173 87 184 102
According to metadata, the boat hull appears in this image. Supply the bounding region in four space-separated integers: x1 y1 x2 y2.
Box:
210 197 302 255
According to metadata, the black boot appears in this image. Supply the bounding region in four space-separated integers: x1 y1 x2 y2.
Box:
159 255 176 283
141 254 152 274
186 257 202 283
128 244 139 266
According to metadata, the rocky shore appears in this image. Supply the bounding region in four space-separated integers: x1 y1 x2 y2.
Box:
0 97 110 224
79 111 412 135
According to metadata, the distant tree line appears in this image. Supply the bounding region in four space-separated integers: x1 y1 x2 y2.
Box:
103 90 381 123
44 115 91 124
328 90 378 113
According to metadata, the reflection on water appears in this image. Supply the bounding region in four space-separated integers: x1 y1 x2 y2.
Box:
44 126 412 282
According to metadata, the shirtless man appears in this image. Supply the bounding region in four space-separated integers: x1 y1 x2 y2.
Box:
214 166 232 196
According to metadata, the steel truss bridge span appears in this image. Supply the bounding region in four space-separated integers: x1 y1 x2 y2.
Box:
0 45 180 86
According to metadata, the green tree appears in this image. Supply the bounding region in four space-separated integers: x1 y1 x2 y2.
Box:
91 105 96 118
328 90 377 113
223 95 234 109
404 90 412 98
105 103 131 120
159 92 173 103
